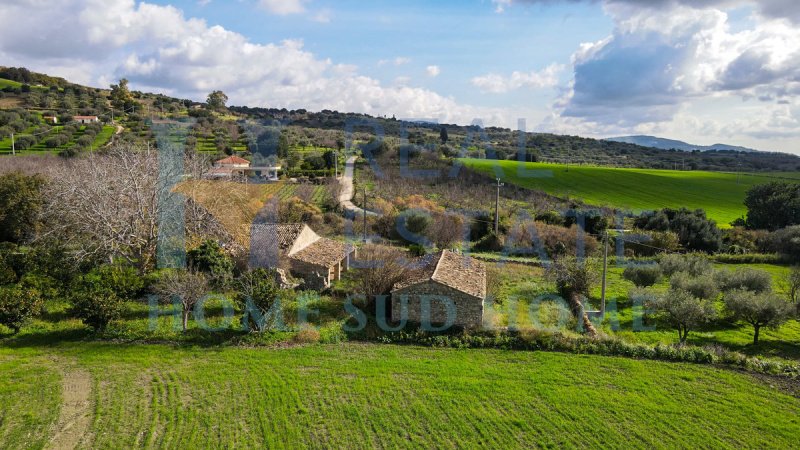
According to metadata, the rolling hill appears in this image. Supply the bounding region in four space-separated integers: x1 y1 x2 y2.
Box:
606 135 761 153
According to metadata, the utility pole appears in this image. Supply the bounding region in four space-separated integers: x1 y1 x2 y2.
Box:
600 230 609 317
494 178 504 234
362 187 368 243
10 133 15 156
334 150 338 178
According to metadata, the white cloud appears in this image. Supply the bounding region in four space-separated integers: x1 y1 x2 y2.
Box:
0 0 503 127
378 57 411 67
471 63 563 93
258 0 307 15
426 65 441 77
555 2 800 130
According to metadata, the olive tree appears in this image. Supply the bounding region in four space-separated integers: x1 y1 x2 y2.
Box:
724 289 793 344
648 289 717 344
546 257 598 335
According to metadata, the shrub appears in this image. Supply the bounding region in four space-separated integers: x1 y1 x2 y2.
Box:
237 268 282 332
473 231 504 252
83 264 144 300
724 289 793 344
635 208 722 253
715 268 772 294
188 240 234 285
669 272 720 300
70 279 123 332
505 221 598 258
623 264 663 287
0 284 43 334
623 230 682 257
293 325 321 344
658 254 712 277
18 273 60 302
767 226 800 263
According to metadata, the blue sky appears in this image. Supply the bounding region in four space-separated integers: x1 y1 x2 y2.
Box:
1 0 799 153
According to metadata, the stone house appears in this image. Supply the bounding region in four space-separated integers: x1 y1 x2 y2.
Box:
249 223 356 290
391 250 486 329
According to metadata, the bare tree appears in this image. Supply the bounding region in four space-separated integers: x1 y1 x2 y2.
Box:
39 144 224 271
152 269 209 331
428 212 466 250
351 244 418 297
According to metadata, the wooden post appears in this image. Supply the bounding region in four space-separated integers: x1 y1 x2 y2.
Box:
601 230 608 317
494 178 504 234
10 133 15 156
363 187 368 243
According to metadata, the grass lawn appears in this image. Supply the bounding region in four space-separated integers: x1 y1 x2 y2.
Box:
0 342 798 448
461 158 799 225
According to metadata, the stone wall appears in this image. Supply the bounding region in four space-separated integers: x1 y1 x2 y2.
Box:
391 281 484 329
290 259 331 290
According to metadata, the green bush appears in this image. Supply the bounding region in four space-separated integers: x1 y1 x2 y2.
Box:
669 272 720 300
473 231 504 252
715 268 772 294
188 240 233 285
84 264 144 300
658 254 712 277
0 284 43 334
622 264 663 287
70 274 124 332
236 268 282 332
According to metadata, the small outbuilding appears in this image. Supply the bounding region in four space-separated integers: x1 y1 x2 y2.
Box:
249 223 356 290
73 115 99 124
391 250 486 329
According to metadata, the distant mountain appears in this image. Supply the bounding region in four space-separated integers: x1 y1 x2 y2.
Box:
605 135 761 153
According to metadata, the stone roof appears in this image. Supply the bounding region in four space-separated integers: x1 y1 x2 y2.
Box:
290 238 353 268
249 223 352 269
250 223 306 255
393 250 486 299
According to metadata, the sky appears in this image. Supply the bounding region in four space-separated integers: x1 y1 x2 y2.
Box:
1 0 800 153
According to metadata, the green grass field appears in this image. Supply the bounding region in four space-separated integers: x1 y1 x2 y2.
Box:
0 78 23 90
461 158 798 225
1 343 798 448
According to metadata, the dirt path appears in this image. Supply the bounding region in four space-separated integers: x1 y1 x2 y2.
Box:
47 366 93 450
338 155 378 219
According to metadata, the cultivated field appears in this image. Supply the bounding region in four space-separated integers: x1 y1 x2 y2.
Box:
461 158 798 225
1 343 798 448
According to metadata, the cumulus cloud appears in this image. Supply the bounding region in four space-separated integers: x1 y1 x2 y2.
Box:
493 0 800 23
426 65 441 77
0 0 503 126
554 2 800 127
471 64 563 93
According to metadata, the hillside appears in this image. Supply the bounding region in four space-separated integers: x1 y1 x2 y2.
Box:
607 135 761 153
2 66 800 173
461 158 790 225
